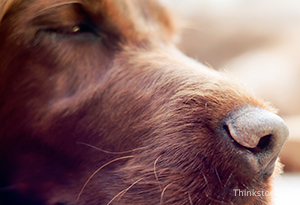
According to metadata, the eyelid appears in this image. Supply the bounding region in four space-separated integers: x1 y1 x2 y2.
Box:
44 24 99 36
72 24 108 39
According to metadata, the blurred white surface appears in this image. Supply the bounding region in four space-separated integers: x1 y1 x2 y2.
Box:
166 0 300 116
273 174 300 205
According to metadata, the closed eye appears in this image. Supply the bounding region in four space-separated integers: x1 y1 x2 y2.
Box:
40 23 108 43
44 24 100 36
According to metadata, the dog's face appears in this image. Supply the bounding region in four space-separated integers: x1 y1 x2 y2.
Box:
0 0 288 204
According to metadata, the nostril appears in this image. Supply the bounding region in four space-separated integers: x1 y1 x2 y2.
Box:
224 106 289 172
249 134 272 153
223 124 272 152
225 107 288 150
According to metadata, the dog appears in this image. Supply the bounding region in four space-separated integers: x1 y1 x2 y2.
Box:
0 0 289 204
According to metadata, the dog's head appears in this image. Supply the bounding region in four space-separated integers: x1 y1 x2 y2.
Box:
0 0 288 204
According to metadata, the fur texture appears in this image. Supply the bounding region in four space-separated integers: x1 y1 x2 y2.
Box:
0 0 286 204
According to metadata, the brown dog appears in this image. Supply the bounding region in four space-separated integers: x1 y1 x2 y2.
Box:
0 0 289 204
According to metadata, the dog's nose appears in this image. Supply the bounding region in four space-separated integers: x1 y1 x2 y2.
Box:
225 107 289 173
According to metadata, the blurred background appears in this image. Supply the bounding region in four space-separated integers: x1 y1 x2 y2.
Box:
163 0 300 204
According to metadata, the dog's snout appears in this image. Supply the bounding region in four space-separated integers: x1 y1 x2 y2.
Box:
226 108 289 149
224 107 289 171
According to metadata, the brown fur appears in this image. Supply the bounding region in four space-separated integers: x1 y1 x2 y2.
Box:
0 0 285 204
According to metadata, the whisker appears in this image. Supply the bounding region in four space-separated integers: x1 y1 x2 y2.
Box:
107 178 144 205
188 192 193 205
215 168 222 186
154 155 162 190
160 183 173 205
75 155 133 205
223 172 233 188
76 142 147 154
202 173 208 186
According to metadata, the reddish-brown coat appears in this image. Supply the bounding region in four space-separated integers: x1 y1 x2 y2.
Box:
0 0 283 204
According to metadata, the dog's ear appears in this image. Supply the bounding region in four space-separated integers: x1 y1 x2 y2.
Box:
0 0 16 23
142 0 178 39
